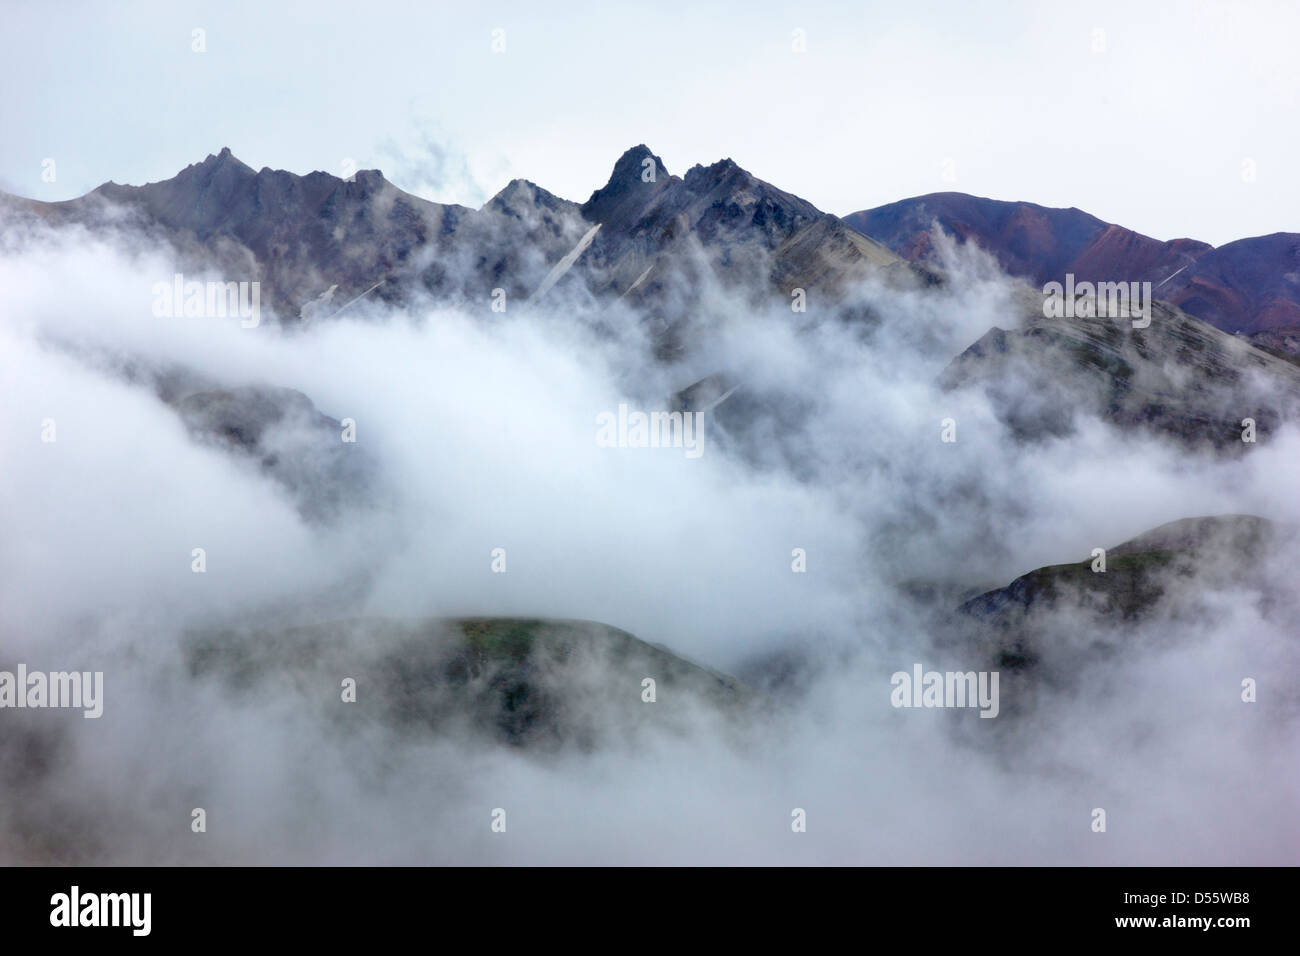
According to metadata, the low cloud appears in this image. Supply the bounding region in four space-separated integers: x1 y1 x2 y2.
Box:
1 211 1297 864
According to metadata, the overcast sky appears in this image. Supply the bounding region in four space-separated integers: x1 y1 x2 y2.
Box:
2 0 1295 247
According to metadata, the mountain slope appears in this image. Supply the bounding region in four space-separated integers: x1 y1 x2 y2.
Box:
947 514 1285 727
844 192 1300 335
844 192 1210 289
186 616 753 750
0 148 586 320
957 514 1278 671
579 145 908 299
940 297 1300 448
1163 233 1300 333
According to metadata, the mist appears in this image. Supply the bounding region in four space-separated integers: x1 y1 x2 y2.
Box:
1 207 1297 865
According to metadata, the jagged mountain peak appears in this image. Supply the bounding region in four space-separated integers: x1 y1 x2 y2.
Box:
683 156 745 187
205 145 241 165
610 144 670 180
483 177 573 217
180 146 256 181
580 145 673 226
96 148 403 202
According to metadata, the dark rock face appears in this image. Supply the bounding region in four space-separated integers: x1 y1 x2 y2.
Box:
845 192 1300 335
89 148 468 321
186 617 752 751
574 147 913 359
173 385 374 522
940 299 1300 449
579 147 904 294
578 145 829 264
0 147 591 322
580 144 675 232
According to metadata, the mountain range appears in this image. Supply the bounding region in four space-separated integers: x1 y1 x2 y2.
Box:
4 144 1295 523
6 148 1296 345
4 144 1297 727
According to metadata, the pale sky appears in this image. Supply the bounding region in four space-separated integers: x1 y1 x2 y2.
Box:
2 0 1295 246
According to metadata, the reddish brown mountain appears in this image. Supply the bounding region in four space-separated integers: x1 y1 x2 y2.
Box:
1163 234 1300 333
843 193 1299 335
